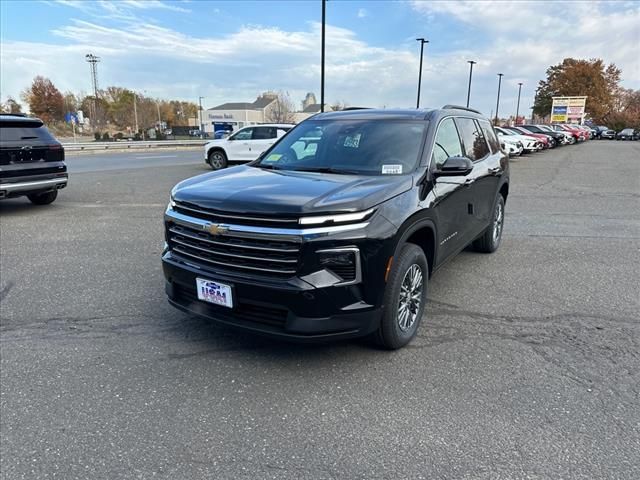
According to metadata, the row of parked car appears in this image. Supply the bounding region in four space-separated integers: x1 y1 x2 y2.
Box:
493 123 638 157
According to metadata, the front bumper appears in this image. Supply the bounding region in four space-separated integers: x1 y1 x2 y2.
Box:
163 252 382 341
0 174 68 198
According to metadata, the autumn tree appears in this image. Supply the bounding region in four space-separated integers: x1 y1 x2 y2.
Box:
21 76 64 123
532 58 622 124
1 97 22 114
265 91 295 123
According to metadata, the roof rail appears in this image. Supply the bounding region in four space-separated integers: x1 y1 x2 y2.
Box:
0 112 28 117
441 105 483 115
341 107 372 111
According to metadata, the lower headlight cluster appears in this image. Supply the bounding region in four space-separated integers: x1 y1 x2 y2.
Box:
317 248 361 285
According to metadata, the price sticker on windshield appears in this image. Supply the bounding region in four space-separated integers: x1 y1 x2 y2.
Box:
382 164 403 175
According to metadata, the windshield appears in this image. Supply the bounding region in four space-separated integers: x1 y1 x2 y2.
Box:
496 127 515 136
254 119 427 175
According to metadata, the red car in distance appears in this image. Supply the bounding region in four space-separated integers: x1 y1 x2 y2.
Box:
558 124 587 142
503 126 551 149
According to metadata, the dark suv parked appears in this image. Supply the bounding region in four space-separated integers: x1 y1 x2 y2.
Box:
0 114 67 204
162 106 509 349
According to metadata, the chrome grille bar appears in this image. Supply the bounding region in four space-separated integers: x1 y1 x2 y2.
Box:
172 246 297 274
168 227 298 253
171 237 297 264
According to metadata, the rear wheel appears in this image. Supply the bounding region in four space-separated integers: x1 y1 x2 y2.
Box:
208 150 228 170
374 243 428 350
473 194 505 253
27 190 58 205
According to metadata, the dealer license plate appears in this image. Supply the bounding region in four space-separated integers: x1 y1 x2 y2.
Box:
196 278 233 308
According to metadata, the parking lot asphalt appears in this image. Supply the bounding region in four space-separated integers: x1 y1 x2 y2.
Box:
1 141 639 479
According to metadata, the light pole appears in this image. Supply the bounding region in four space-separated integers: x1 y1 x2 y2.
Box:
466 60 476 108
416 38 429 109
515 82 523 125
198 96 205 139
494 73 504 125
320 0 326 112
133 92 139 137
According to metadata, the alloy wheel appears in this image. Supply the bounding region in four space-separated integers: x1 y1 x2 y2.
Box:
493 200 504 244
398 264 423 332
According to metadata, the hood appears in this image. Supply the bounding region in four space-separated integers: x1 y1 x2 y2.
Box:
172 165 413 215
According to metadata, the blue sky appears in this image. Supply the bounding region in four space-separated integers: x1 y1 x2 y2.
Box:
1 0 639 117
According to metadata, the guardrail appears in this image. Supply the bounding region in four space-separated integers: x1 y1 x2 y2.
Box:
63 140 208 151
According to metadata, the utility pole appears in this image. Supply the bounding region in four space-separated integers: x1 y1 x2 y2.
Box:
466 60 476 108
515 82 523 125
198 96 205 139
85 54 100 129
156 101 162 131
320 0 326 112
133 92 139 136
494 73 504 126
416 38 429 109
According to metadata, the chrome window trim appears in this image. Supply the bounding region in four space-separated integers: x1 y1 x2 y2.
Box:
316 247 362 286
165 208 370 241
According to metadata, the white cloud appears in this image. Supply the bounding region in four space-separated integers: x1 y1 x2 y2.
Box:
2 1 638 118
357 8 368 18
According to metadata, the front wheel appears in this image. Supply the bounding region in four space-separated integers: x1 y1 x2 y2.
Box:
207 150 228 170
374 243 428 350
27 190 58 205
473 194 505 253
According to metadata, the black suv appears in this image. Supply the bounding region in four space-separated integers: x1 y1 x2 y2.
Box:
0 114 67 204
162 106 509 349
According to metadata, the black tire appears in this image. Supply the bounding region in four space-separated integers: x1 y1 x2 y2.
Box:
27 190 58 205
473 194 505 253
373 243 428 350
207 150 228 170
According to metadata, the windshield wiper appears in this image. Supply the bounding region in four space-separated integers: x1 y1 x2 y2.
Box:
255 164 281 170
292 166 361 175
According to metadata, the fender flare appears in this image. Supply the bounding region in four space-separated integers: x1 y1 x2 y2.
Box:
392 214 438 274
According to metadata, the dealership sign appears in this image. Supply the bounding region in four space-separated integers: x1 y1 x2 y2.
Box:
551 96 587 124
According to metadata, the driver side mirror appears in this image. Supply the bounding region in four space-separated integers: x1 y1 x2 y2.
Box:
434 156 473 177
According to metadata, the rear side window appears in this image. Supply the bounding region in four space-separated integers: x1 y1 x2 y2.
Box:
0 121 56 143
252 127 277 140
455 117 490 161
478 120 500 154
431 118 463 168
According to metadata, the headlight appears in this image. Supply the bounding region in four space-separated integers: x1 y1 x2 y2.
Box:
168 194 176 210
317 248 361 284
299 208 374 226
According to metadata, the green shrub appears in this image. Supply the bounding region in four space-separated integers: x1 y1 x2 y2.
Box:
102 132 110 141
94 132 101 141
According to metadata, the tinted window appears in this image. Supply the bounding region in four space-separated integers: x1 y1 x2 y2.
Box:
230 128 253 141
0 122 56 143
456 117 490 161
256 120 426 175
478 120 500 154
253 127 277 140
431 118 463 168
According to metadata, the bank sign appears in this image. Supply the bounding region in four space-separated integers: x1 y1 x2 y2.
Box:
551 96 587 124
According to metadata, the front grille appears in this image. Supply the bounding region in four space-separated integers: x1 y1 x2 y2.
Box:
173 284 288 327
167 223 301 277
174 201 299 228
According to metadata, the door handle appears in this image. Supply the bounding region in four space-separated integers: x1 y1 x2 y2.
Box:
488 167 501 175
464 178 475 186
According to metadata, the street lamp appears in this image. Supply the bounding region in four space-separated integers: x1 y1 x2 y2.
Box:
416 38 429 108
198 96 205 139
320 0 326 112
466 60 476 108
515 82 523 125
494 73 504 125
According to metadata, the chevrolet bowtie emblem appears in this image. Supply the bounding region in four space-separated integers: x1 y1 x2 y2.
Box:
206 223 229 236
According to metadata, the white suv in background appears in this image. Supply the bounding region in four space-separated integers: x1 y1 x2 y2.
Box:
204 124 294 170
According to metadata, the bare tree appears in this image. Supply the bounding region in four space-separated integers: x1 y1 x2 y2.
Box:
1 97 22 114
265 91 296 123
